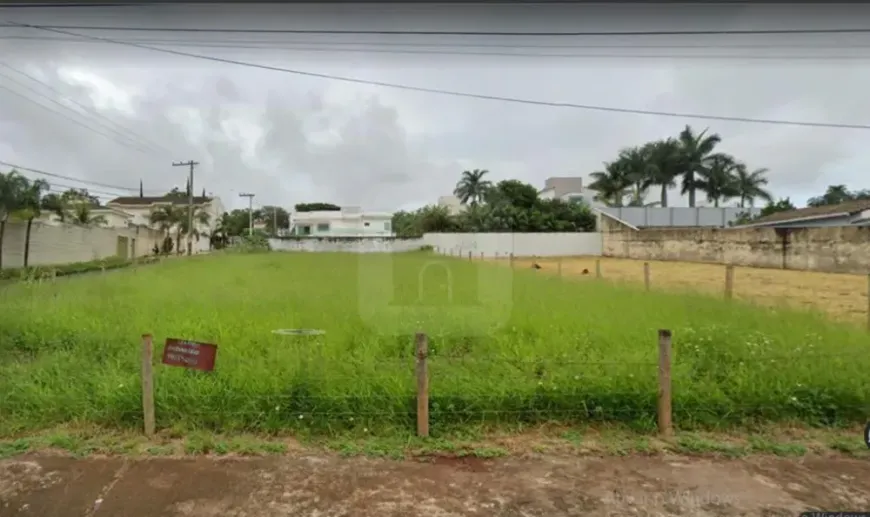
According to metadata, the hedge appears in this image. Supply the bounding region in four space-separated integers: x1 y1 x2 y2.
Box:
0 255 161 281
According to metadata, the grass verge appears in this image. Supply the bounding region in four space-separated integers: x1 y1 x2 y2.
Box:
0 252 868 437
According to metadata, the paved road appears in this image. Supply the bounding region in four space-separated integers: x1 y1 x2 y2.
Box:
2 453 869 516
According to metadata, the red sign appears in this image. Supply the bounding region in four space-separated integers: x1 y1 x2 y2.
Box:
161 338 218 372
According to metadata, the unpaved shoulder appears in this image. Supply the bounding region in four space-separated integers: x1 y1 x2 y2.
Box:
1 453 869 516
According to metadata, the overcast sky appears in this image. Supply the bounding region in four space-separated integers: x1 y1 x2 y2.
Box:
0 3 869 212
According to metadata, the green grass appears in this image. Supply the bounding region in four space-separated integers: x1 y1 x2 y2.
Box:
0 251 868 438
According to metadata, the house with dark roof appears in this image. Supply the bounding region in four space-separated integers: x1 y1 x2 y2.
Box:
736 199 870 229
104 194 225 253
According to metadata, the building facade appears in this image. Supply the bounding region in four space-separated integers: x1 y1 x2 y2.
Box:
104 195 226 253
538 176 601 207
290 206 394 237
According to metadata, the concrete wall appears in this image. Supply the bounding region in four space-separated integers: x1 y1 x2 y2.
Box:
598 206 762 228
269 237 425 253
425 232 603 258
601 215 870 274
0 220 164 268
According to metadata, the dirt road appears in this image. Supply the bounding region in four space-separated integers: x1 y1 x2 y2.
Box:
2 452 869 517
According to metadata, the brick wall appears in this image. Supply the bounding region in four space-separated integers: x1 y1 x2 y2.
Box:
601 215 870 274
0 220 165 268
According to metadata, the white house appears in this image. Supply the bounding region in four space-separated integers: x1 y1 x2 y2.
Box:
538 176 602 207
104 194 226 253
437 195 465 215
290 206 394 237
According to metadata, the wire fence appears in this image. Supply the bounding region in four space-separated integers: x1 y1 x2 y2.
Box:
3 330 869 438
436 249 870 332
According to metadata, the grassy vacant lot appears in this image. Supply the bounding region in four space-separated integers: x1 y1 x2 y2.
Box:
0 251 868 438
508 256 870 327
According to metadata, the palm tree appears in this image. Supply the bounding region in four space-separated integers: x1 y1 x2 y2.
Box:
69 202 108 227
178 206 211 254
677 125 722 207
149 204 185 253
453 169 492 206
733 164 772 208
695 154 739 207
615 146 653 207
642 138 682 207
14 177 49 267
0 169 28 269
588 161 630 207
40 193 69 222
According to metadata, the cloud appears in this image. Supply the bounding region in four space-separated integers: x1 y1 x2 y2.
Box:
1 3 869 212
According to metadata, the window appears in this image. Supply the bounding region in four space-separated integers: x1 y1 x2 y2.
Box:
364 222 370 227
384 221 391 231
299 225 311 235
316 223 330 232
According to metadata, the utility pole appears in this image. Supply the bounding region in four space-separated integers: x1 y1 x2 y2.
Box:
239 192 255 236
172 160 199 256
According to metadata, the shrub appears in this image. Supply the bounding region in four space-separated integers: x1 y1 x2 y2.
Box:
0 255 160 281
229 233 271 253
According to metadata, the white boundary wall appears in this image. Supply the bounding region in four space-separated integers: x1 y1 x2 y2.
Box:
269 237 423 253
424 232 603 257
268 232 603 256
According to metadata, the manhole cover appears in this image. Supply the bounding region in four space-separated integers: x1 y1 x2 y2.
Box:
272 329 326 336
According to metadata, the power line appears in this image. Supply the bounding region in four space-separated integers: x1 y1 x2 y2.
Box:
10 24 870 37
5 35 870 60
0 61 171 154
6 34 870 50
0 76 157 155
11 21 870 131
0 160 146 192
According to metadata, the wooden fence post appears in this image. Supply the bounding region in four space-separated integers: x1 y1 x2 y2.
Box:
657 329 673 437
468 251 472 261
595 259 602 278
480 251 484 261
643 262 651 291
557 257 563 277
415 332 429 437
724 265 735 300
509 253 515 268
141 334 155 438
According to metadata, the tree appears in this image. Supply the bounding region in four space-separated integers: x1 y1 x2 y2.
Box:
588 162 629 207
642 139 682 207
453 169 492 206
0 169 28 269
13 177 49 267
695 153 739 207
733 164 773 208
164 187 187 200
731 197 796 226
260 205 290 236
484 180 539 210
178 206 211 249
295 203 340 212
149 204 185 253
40 193 67 222
150 204 209 253
807 185 870 207
68 203 108 227
677 125 721 207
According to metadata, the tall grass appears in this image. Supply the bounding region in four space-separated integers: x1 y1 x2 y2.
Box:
0 251 868 437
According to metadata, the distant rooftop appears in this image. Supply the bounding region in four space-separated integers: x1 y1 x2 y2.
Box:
746 199 870 226
108 196 213 206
